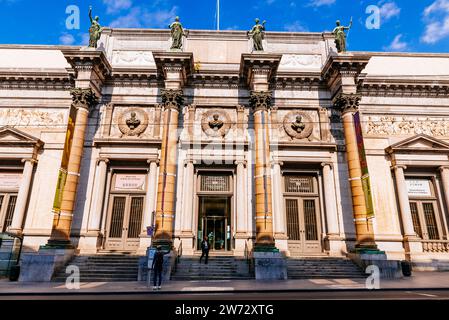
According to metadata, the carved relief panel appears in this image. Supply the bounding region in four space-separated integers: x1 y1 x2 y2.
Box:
105 105 158 139
186 107 244 142
364 115 449 137
274 109 322 142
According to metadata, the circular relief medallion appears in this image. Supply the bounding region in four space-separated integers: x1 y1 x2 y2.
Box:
283 111 313 140
201 109 232 138
118 107 149 137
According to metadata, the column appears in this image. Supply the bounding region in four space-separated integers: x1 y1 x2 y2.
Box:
181 160 194 235
439 166 449 221
321 163 340 237
272 161 288 251
251 91 275 249
88 158 109 233
392 165 416 238
235 160 248 236
138 160 158 253
335 93 377 250
153 89 183 248
47 88 97 248
8 158 37 234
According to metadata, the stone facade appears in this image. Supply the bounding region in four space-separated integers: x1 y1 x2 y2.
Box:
1 29 449 273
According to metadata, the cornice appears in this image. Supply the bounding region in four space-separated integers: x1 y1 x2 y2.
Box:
0 69 73 90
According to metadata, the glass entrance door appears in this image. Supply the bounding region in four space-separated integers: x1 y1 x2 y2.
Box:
197 196 231 251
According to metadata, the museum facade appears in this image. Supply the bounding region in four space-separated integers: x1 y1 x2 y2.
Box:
1 28 449 272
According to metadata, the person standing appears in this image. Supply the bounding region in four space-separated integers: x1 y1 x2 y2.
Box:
151 246 167 290
199 236 210 264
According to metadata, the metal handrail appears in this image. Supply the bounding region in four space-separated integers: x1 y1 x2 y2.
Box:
244 239 253 274
0 232 24 278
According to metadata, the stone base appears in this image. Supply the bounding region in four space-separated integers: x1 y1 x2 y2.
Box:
253 251 287 280
19 248 75 282
348 252 402 279
77 234 102 254
137 236 153 255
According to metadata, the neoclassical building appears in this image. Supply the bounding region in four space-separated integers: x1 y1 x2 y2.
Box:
1 28 449 280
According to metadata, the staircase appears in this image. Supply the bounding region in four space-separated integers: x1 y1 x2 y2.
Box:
171 256 254 281
52 254 141 282
287 257 366 279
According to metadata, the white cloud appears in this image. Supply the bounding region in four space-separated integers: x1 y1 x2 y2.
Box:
110 7 142 28
103 0 132 13
142 6 178 28
307 0 336 7
59 33 75 45
379 1 401 21
109 6 178 29
421 0 449 44
384 34 408 51
284 21 309 32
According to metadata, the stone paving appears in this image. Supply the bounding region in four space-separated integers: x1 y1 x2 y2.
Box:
0 272 449 294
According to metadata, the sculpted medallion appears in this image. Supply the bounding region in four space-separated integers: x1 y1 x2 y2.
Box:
283 111 313 140
201 110 231 138
118 108 149 137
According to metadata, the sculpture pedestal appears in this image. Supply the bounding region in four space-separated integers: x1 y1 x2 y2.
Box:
19 248 75 282
348 251 403 279
254 251 287 280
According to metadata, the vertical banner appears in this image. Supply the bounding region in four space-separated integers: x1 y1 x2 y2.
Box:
353 112 375 218
52 106 77 214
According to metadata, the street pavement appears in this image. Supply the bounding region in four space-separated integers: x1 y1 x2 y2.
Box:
1 271 449 295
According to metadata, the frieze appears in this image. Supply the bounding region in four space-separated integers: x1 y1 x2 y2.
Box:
0 108 66 128
365 116 449 137
279 54 322 70
112 51 155 66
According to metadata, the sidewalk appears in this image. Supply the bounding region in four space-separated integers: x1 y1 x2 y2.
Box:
1 272 449 295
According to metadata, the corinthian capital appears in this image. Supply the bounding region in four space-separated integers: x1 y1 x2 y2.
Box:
70 88 98 111
249 90 272 112
161 89 184 111
333 93 361 115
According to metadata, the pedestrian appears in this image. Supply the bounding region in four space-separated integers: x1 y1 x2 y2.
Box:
151 245 166 290
199 236 210 264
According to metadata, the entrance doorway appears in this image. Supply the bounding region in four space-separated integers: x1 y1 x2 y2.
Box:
284 174 322 255
105 172 146 251
197 197 231 251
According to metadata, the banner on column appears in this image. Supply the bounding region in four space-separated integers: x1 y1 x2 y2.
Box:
354 111 375 218
52 106 77 213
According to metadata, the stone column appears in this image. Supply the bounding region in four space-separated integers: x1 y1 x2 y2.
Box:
392 165 423 256
234 160 248 254
8 159 37 234
334 93 376 250
88 158 109 233
439 166 449 220
47 88 97 248
153 89 183 248
251 91 275 249
272 161 288 252
181 159 195 254
138 159 158 253
321 163 343 254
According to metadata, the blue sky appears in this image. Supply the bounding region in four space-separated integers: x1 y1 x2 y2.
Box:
0 0 448 53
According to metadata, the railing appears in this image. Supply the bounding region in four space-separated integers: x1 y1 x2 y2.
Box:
422 240 449 253
0 232 23 279
244 239 253 274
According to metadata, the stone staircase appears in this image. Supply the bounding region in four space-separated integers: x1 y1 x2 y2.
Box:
52 254 141 282
171 256 254 281
287 257 366 279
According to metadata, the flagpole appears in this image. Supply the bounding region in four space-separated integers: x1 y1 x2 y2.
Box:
214 0 221 31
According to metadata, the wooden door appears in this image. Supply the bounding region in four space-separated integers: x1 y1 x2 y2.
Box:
0 194 18 232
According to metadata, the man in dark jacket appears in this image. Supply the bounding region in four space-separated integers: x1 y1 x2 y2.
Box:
151 246 167 290
199 236 210 264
